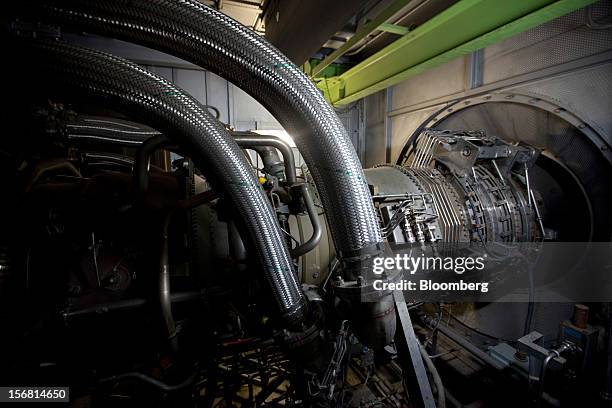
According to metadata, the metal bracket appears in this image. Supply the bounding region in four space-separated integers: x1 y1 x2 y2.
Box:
517 331 567 369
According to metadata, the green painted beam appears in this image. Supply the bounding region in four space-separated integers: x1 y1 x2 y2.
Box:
306 58 349 78
377 22 411 35
318 0 596 106
310 0 415 77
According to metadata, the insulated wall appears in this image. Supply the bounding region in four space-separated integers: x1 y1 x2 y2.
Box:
355 1 612 168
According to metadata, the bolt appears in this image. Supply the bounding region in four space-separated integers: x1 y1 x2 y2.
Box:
514 351 528 362
462 148 471 157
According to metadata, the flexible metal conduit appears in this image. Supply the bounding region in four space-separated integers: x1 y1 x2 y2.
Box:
14 39 306 325
21 0 383 263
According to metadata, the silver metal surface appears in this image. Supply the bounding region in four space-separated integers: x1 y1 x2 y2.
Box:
24 0 383 259
19 38 306 325
482 2 612 85
372 130 537 244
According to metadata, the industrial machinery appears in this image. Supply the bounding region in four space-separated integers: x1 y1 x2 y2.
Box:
1 1 610 407
367 130 540 245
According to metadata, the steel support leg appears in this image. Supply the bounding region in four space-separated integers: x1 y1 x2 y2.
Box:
393 290 436 408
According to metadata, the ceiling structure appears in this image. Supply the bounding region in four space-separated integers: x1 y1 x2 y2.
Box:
262 0 371 65
202 0 460 66
206 0 600 107
200 0 267 32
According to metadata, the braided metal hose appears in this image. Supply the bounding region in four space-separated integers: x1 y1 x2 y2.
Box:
17 0 383 263
11 38 306 325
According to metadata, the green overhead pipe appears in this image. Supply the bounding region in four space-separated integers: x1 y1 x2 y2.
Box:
317 0 597 106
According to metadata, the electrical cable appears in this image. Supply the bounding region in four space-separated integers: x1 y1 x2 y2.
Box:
447 313 517 344
419 343 446 408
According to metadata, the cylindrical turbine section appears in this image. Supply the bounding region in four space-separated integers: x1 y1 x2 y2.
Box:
366 130 539 244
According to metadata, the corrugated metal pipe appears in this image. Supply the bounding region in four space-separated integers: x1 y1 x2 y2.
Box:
10 38 307 326
16 0 384 272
